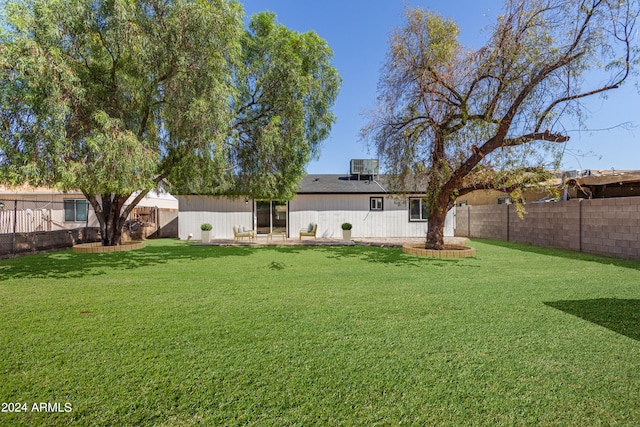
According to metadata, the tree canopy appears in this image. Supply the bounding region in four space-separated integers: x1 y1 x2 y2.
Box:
0 0 341 245
362 0 639 249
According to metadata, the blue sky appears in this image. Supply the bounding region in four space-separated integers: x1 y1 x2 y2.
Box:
241 0 640 174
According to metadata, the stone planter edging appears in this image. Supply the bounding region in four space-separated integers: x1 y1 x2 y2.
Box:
402 243 476 258
72 241 146 253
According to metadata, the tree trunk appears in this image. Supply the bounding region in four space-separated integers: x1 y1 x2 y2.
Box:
425 207 447 250
101 214 127 246
85 191 152 247
89 194 130 246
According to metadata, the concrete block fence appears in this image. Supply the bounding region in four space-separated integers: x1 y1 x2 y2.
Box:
0 227 101 259
455 196 640 261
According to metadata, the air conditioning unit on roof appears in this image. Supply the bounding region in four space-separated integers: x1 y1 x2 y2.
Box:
350 159 379 176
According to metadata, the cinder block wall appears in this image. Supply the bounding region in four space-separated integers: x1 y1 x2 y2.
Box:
1 227 101 258
456 206 470 237
468 205 508 240
508 200 581 251
581 197 640 259
455 196 640 261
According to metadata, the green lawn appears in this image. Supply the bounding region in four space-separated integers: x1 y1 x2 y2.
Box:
1 239 639 426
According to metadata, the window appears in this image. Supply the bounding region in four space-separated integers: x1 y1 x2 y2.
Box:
64 199 88 222
370 197 383 211
409 198 429 221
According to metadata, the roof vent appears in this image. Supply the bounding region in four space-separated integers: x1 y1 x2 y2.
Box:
350 159 379 180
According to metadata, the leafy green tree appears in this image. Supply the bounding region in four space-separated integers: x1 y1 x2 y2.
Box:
362 0 638 250
231 12 340 200
0 1 340 246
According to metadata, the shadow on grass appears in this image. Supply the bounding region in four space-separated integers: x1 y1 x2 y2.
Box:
260 245 479 268
316 245 469 267
545 298 640 341
0 242 477 281
477 239 640 271
0 242 254 281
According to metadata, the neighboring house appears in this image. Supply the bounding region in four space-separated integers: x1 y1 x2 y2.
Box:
564 170 640 199
0 185 178 234
455 187 560 206
177 172 455 240
454 170 583 206
455 170 640 207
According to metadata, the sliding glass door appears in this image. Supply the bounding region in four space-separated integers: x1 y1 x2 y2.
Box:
256 201 287 235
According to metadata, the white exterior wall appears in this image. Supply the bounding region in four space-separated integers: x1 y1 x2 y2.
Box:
178 194 455 240
178 196 253 240
289 194 454 239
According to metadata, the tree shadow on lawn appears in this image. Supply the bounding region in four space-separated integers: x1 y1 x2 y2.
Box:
545 298 640 341
275 245 471 268
0 243 478 281
478 239 640 271
0 243 254 281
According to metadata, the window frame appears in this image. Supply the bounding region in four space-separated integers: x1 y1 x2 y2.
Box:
64 199 89 222
370 196 384 211
408 197 429 222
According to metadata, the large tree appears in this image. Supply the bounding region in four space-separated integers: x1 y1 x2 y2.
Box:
362 0 638 249
0 0 340 246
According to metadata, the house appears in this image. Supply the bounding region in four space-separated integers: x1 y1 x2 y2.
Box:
454 170 587 206
564 170 640 199
177 166 455 240
454 169 640 207
455 188 551 206
0 185 178 236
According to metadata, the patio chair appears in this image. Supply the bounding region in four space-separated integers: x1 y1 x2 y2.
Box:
299 223 317 240
233 226 255 241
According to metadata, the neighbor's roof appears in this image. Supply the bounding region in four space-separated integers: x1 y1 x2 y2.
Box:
0 184 177 201
564 170 640 187
0 184 81 196
297 174 425 194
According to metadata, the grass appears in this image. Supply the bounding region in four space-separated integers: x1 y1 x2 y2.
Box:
1 239 640 426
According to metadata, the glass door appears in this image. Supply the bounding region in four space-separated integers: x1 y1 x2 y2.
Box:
256 201 271 234
272 201 287 233
255 201 287 235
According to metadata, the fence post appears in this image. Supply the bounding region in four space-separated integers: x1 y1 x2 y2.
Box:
84 209 89 244
506 204 510 242
11 200 18 257
579 199 583 252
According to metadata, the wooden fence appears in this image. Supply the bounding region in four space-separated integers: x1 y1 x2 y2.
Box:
0 207 52 234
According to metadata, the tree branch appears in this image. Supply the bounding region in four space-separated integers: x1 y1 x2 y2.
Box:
503 129 570 146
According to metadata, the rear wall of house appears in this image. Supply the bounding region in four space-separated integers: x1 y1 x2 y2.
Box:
177 194 455 240
178 196 253 240
290 194 454 239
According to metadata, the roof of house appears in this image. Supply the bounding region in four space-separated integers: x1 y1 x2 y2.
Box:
297 174 386 194
296 174 426 194
0 184 178 202
0 184 82 196
565 170 640 187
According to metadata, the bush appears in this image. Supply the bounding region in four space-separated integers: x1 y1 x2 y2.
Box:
201 223 213 231
341 222 352 230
